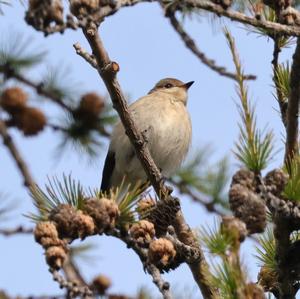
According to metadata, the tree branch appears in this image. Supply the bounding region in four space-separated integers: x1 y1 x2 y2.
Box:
0 226 33 236
285 37 300 164
169 178 226 217
79 24 217 299
0 120 90 295
110 229 173 299
272 36 287 127
166 11 256 81
0 65 72 112
73 43 98 69
0 120 36 189
182 0 300 36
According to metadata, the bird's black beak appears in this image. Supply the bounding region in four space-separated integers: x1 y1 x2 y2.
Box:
183 81 194 90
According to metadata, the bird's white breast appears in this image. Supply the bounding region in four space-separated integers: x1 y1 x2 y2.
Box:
109 92 192 187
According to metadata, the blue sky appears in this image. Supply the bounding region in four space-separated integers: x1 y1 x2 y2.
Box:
0 1 296 298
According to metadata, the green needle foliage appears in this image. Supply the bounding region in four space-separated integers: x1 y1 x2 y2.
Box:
98 181 146 226
0 34 45 73
225 28 274 173
283 156 300 201
29 174 86 221
56 103 116 158
69 242 98 265
29 174 143 226
199 221 233 258
40 66 81 104
211 261 244 299
171 148 230 211
255 227 276 271
273 62 291 103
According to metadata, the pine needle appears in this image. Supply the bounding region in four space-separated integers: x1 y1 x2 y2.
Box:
0 33 46 72
224 28 274 172
255 227 276 271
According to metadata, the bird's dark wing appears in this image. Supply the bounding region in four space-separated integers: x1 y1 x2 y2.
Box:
100 150 115 193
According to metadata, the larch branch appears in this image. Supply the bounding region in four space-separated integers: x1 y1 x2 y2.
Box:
166 11 256 81
183 0 300 36
285 37 300 164
0 120 36 189
0 65 71 112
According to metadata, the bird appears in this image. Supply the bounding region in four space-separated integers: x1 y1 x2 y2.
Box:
100 78 193 193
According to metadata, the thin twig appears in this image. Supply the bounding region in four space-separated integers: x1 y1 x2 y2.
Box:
147 264 172 299
73 43 98 69
0 120 36 189
109 229 173 299
166 226 202 263
0 226 33 236
79 24 217 299
166 11 256 81
50 269 93 298
0 65 72 112
169 178 226 217
31 0 300 38
285 37 300 165
182 0 300 36
272 36 287 127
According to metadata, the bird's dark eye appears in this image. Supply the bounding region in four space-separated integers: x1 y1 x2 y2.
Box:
164 83 173 88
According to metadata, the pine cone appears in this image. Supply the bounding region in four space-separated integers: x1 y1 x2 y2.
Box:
147 196 180 236
129 220 155 247
75 210 96 239
136 197 156 218
82 197 120 233
0 87 27 113
70 0 100 17
258 266 278 293
34 221 66 249
245 283 266 299
231 169 256 191
221 216 247 245
45 246 67 269
264 169 288 197
229 184 267 234
26 0 64 30
34 221 58 242
49 204 79 239
91 275 112 295
148 238 176 267
15 107 46 136
77 92 105 119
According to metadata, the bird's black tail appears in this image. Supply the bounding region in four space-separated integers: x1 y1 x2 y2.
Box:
100 151 115 193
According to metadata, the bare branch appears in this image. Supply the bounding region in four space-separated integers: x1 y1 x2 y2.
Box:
110 229 173 299
182 0 300 36
147 264 172 299
73 43 98 69
0 226 33 236
285 37 300 164
50 269 93 298
166 11 256 81
272 36 287 127
0 120 36 189
169 178 226 217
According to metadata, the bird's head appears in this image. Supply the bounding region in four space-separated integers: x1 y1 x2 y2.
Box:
148 78 194 105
